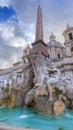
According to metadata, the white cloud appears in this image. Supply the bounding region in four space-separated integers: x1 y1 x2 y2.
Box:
0 0 10 7
1 0 73 68
10 0 73 44
0 23 14 40
0 19 28 68
10 0 37 43
0 20 28 48
11 37 27 48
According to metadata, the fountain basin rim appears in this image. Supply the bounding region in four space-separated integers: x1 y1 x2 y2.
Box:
0 126 33 130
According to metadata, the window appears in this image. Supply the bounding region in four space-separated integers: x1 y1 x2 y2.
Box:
48 54 50 58
71 47 73 56
58 54 60 59
69 33 73 40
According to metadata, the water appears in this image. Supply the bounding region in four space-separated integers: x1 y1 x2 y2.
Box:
0 107 73 130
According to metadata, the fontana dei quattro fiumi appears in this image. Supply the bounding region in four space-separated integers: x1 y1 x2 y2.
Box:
0 4 73 119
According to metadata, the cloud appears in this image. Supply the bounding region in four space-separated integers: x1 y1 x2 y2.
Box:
0 40 23 69
10 0 37 43
10 0 73 44
1 0 73 68
0 45 23 69
0 0 10 7
0 20 27 47
0 18 28 69
1 0 73 44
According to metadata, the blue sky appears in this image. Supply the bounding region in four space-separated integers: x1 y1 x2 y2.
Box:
0 6 17 22
0 0 73 68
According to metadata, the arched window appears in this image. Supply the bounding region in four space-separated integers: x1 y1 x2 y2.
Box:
71 47 73 56
58 54 60 59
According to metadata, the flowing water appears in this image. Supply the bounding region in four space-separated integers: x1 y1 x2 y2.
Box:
0 107 73 130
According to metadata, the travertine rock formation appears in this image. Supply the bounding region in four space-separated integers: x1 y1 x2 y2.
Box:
54 101 65 116
25 53 73 115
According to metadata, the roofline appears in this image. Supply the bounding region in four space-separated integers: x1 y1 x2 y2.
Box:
13 61 22 66
63 27 73 35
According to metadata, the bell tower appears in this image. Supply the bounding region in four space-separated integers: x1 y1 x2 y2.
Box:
63 24 73 44
63 25 73 56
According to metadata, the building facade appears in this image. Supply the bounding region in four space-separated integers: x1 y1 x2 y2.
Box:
47 25 73 86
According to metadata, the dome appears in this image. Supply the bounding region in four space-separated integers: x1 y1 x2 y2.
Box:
47 33 64 48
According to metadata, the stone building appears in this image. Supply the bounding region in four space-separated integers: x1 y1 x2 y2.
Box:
0 5 73 88
0 61 23 87
0 68 13 87
47 25 73 86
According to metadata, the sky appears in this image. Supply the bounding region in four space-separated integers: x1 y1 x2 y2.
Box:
0 0 73 69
